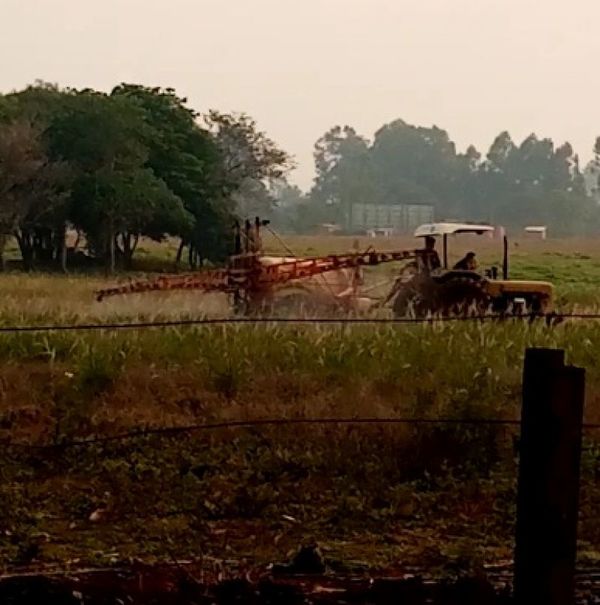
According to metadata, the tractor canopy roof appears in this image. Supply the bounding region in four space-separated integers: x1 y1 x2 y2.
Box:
414 223 495 238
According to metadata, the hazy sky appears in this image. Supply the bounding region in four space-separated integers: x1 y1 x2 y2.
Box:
1 0 598 188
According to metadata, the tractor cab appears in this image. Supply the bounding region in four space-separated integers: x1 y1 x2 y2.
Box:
391 222 555 316
413 222 502 280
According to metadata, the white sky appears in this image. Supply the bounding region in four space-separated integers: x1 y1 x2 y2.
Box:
1 0 598 188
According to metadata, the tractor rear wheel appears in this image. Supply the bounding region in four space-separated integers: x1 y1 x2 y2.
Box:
392 276 490 318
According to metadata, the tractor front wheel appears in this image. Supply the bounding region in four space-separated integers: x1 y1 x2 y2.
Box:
436 278 490 317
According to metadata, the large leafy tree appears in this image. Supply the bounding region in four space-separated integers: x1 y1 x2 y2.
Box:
1 84 75 269
0 82 294 271
111 85 216 267
0 120 70 270
45 88 191 271
311 126 374 227
370 120 466 214
46 90 147 271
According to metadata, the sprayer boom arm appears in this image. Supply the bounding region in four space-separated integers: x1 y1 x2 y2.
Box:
95 250 417 301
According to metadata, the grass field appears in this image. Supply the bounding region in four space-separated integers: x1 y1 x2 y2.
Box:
2 235 600 574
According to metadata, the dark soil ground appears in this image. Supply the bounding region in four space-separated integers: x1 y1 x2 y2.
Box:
0 562 513 605
5 559 600 604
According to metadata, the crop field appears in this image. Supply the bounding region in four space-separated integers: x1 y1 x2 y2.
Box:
3 235 600 578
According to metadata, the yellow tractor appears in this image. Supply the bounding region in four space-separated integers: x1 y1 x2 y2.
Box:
389 223 554 317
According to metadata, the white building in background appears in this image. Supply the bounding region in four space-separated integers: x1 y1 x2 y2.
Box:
524 226 547 240
350 203 434 234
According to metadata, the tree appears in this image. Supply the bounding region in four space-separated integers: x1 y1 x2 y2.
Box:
486 131 516 170
2 85 76 269
312 126 374 228
70 167 189 269
476 130 594 232
206 111 291 189
268 181 313 233
202 110 292 261
370 121 466 216
111 85 218 265
583 137 600 201
0 95 17 123
0 82 295 271
372 121 457 179
0 120 69 270
231 179 275 218
107 94 292 267
303 118 600 236
464 145 481 171
43 89 193 272
46 90 145 271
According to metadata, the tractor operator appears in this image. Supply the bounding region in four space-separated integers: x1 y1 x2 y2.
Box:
453 252 477 271
417 236 442 274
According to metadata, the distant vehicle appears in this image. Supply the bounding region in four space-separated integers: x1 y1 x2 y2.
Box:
366 227 395 238
316 223 342 235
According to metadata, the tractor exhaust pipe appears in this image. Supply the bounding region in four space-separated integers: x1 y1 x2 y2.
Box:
244 220 252 254
233 220 242 256
255 216 262 254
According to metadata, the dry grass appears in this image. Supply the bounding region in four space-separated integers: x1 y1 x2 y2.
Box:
0 274 232 324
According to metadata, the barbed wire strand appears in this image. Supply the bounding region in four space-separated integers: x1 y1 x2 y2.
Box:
0 416 539 452
2 416 523 451
0 311 597 333
4 415 600 452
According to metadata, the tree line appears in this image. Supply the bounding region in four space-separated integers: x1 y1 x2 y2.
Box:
0 83 291 271
2 84 600 273
273 121 600 237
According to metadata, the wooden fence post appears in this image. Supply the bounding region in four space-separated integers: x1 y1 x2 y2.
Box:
514 348 585 605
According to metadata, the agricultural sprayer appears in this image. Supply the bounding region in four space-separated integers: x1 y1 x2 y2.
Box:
96 218 554 317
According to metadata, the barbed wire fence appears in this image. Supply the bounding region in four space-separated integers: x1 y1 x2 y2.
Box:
0 416 519 451
0 311 600 333
0 316 599 450
3 317 600 598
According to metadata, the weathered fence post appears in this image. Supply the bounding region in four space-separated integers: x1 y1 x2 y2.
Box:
514 348 585 605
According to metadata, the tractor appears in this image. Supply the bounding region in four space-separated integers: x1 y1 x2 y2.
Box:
95 218 554 319
386 223 554 317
